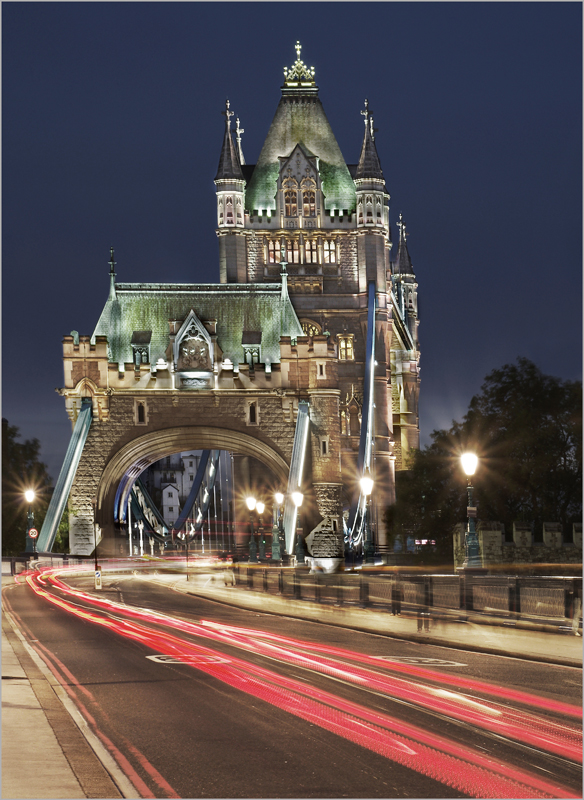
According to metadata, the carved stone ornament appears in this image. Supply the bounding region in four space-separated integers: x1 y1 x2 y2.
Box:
178 328 211 371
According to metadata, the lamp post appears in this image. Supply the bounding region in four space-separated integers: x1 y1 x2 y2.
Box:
137 520 144 557
246 496 258 563
271 492 284 562
25 490 36 557
460 453 482 569
292 491 305 564
91 497 101 590
360 470 375 564
256 501 266 560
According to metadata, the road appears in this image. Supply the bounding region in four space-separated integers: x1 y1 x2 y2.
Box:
3 566 582 799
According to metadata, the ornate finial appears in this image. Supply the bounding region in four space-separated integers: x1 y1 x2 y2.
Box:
222 98 234 128
109 246 116 274
283 41 316 84
397 213 408 242
361 98 370 123
235 117 245 165
370 116 376 140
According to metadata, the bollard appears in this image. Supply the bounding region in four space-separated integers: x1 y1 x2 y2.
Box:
263 568 268 593
293 570 301 600
337 575 344 606
278 569 284 595
247 567 253 590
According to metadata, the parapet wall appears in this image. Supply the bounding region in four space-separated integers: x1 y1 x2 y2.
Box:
453 522 582 570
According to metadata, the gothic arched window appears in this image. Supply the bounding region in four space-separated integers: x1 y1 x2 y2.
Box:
283 178 298 217
301 178 316 217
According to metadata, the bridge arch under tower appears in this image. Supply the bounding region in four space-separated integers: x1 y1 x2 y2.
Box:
73 425 291 555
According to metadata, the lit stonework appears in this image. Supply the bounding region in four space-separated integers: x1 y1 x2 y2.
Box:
58 44 420 558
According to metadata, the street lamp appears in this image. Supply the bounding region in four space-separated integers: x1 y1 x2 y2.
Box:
360 470 375 564
246 496 258 563
25 490 36 557
272 492 284 561
256 501 266 559
460 453 482 569
292 491 305 564
91 497 101 590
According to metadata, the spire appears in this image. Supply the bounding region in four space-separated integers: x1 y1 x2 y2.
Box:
108 246 117 300
235 117 246 166
354 98 384 181
215 99 244 181
396 214 415 275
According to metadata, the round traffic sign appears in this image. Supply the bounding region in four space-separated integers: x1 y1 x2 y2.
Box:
28 528 38 539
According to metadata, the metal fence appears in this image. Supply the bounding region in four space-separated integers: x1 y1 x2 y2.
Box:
232 567 582 625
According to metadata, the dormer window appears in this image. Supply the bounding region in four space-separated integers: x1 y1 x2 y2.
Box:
301 178 316 217
283 178 298 216
131 331 152 368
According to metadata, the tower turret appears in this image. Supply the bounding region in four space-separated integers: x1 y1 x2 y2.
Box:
215 99 247 283
393 213 418 345
354 100 390 291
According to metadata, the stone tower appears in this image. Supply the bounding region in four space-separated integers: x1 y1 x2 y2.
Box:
214 43 421 545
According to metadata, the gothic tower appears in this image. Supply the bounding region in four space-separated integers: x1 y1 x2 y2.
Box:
215 43 421 548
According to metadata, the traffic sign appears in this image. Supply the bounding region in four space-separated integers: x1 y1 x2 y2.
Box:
28 528 38 538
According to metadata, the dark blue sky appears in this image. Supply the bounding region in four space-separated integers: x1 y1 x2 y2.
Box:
3 2 582 481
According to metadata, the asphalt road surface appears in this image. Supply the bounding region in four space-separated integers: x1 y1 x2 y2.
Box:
4 568 582 799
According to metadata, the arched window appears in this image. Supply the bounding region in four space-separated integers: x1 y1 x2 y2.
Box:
283 178 298 217
300 320 321 337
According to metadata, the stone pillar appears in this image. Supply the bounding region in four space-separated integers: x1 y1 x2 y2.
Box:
312 483 343 557
543 522 562 548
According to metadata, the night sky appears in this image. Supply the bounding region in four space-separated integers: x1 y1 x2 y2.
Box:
3 2 582 482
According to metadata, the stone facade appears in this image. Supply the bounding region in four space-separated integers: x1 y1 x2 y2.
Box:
57 45 421 558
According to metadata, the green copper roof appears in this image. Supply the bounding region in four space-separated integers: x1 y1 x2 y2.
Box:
92 283 303 367
245 95 356 214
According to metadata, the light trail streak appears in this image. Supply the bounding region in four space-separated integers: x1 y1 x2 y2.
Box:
38 570 583 762
22 571 580 798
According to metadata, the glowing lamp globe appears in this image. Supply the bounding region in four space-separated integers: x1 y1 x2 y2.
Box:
360 473 374 496
256 501 265 515
461 453 478 477
25 490 35 503
274 492 284 506
292 491 304 508
245 496 256 511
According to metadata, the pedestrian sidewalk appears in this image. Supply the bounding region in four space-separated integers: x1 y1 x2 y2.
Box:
2 578 133 799
164 570 583 668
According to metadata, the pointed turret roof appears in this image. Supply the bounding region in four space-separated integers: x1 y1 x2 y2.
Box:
215 99 244 181
245 43 356 214
395 214 415 276
354 99 384 182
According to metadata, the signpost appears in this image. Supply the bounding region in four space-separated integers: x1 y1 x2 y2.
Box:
95 566 102 591
28 527 38 558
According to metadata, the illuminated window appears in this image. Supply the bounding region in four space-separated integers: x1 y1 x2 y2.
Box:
286 239 300 263
268 240 281 263
304 239 318 263
323 240 337 264
300 320 321 336
301 178 316 217
283 178 298 217
338 335 354 361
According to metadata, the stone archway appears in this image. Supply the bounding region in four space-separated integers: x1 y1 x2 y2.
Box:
95 426 290 535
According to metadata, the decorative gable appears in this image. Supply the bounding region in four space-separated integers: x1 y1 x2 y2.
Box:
173 310 214 389
278 145 321 228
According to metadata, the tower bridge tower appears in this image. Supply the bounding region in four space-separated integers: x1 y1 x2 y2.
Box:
49 43 420 561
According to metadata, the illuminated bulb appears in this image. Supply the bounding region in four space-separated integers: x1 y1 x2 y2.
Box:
292 491 303 508
256 502 265 515
246 496 256 511
25 490 35 503
275 492 284 506
461 453 478 476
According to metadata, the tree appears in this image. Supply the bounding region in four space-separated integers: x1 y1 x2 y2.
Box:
2 419 53 556
387 359 582 557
